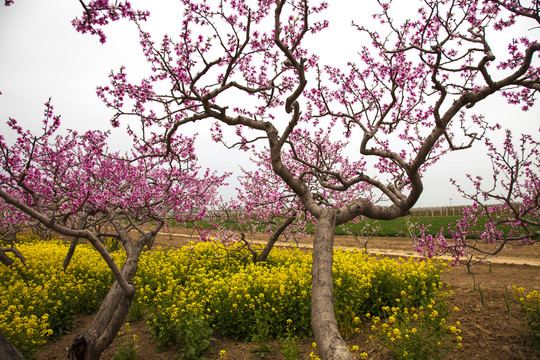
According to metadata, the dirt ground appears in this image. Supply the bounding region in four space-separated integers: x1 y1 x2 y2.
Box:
37 230 540 360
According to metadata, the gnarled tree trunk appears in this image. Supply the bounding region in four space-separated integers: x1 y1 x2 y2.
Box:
67 256 139 360
311 209 354 360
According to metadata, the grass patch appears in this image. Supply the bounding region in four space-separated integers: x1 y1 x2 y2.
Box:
175 215 490 239
337 216 487 238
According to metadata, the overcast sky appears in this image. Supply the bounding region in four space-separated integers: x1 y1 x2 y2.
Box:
1 0 538 208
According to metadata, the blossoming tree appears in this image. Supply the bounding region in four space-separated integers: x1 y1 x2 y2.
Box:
231 128 376 261
0 101 226 359
4 0 540 358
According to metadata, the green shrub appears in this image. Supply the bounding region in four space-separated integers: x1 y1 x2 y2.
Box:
506 286 540 349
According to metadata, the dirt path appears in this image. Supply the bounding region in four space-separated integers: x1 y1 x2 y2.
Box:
155 231 540 266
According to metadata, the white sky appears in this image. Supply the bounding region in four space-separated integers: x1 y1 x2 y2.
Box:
1 0 538 208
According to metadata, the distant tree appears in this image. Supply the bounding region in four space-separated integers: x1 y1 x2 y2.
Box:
0 101 226 359
232 129 375 261
194 196 305 263
413 128 539 271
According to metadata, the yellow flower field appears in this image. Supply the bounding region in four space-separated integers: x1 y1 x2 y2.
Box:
1 238 461 359
0 236 119 357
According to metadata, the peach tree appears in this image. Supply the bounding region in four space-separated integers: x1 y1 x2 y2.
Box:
0 100 226 359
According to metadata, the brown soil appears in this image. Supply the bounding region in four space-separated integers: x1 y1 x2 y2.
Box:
37 231 540 360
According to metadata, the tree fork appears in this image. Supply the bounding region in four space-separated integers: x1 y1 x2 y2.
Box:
68 289 134 360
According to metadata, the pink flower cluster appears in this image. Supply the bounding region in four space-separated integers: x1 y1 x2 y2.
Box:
71 1 149 44
0 100 227 241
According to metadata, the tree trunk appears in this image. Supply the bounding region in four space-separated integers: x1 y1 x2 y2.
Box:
144 235 157 251
0 247 26 267
311 209 354 360
0 250 14 266
256 216 295 262
63 238 79 270
67 257 139 360
0 329 24 360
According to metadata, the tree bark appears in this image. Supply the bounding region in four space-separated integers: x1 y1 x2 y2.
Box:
0 329 24 360
67 256 139 360
311 209 354 360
